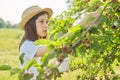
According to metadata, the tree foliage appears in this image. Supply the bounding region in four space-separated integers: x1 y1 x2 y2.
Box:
1 0 120 80
47 0 120 79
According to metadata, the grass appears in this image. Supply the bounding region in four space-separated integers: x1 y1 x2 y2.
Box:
0 28 23 80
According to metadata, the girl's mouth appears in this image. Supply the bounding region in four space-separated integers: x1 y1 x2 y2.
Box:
43 30 47 33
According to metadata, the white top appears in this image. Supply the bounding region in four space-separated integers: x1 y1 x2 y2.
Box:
20 40 69 80
20 40 41 80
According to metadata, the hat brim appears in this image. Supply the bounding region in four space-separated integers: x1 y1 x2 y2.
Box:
21 8 53 30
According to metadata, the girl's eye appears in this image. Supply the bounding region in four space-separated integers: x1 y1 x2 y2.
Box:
39 21 43 23
39 20 48 23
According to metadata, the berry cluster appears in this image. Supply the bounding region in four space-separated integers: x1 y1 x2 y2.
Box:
61 45 72 54
57 45 72 63
57 56 65 63
82 38 91 50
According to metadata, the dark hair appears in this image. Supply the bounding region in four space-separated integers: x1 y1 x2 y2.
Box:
19 11 48 50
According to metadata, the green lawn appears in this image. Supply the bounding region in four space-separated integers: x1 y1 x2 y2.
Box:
0 28 23 80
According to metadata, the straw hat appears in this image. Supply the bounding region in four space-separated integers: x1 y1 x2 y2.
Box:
20 5 53 29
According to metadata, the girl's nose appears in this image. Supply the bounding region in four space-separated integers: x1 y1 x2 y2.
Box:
44 23 48 28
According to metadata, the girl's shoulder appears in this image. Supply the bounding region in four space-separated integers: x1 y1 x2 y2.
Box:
20 40 35 52
21 40 34 47
19 40 40 59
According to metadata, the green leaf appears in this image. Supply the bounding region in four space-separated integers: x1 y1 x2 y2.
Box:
0 65 11 70
116 74 120 79
90 41 101 51
41 52 55 67
34 39 50 45
118 54 120 62
25 59 36 70
86 16 95 23
96 6 104 13
68 25 82 33
34 39 57 50
10 68 21 76
48 58 59 68
19 53 25 65
22 73 34 80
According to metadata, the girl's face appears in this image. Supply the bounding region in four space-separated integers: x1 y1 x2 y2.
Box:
35 14 49 39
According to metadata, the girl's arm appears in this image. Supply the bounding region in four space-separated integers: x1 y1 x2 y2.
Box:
35 45 50 57
58 11 100 40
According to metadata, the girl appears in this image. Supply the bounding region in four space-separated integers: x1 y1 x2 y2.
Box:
19 5 53 80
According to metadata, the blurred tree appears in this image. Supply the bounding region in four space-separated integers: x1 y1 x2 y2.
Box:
0 18 5 28
0 18 19 28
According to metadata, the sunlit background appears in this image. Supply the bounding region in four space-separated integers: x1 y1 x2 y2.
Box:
0 0 68 24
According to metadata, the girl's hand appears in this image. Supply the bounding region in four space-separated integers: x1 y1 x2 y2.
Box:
78 11 100 28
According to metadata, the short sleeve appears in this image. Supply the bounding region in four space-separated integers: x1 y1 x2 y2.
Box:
20 40 40 60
